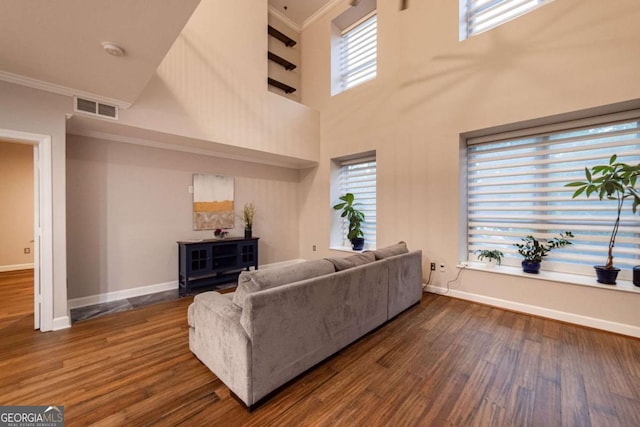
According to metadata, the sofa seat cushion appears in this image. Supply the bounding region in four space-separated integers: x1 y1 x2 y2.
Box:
370 241 409 260
232 259 335 309
325 251 376 271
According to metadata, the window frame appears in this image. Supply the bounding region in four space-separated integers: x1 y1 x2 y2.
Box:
462 109 640 282
331 7 377 96
331 153 377 251
460 0 554 40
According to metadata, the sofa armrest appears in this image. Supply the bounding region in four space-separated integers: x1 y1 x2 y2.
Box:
189 292 252 406
385 250 423 319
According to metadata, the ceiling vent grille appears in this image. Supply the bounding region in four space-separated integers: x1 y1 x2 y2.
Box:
74 97 118 120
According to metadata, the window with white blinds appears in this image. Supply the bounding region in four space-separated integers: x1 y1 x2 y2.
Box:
461 0 553 39
466 111 640 280
339 13 377 92
339 157 377 248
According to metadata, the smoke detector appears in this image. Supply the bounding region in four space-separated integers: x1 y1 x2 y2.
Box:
102 42 125 57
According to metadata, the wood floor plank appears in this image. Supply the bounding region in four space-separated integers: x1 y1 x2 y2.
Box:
2 272 640 425
533 377 562 426
560 368 592 426
448 359 497 425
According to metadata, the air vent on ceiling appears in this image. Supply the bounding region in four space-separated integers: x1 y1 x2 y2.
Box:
74 96 118 120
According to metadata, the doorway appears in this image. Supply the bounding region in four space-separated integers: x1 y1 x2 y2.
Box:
0 141 34 329
0 129 53 331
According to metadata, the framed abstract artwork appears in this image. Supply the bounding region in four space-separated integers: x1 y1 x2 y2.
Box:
192 174 235 230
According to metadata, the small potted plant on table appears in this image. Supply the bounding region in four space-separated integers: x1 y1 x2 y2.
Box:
333 193 366 250
566 154 640 284
242 202 256 239
514 232 574 274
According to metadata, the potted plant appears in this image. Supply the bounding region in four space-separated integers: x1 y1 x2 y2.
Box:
514 232 574 274
332 193 366 250
474 249 504 267
242 202 256 239
566 155 640 284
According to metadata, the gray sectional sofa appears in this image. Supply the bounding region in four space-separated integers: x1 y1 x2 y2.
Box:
187 242 423 408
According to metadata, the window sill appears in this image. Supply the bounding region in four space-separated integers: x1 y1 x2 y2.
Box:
329 246 376 254
459 262 640 294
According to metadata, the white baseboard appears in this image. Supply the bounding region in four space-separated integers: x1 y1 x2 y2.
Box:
0 263 34 272
67 259 307 310
68 280 178 309
426 285 640 339
52 316 71 330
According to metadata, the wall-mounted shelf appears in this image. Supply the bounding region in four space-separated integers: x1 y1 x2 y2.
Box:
268 78 296 94
268 52 297 71
268 25 297 47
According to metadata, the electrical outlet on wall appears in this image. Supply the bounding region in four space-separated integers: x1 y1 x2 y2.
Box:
430 262 436 271
24 248 30 254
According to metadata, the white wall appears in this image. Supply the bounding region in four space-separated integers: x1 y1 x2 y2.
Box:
268 13 301 102
298 0 640 332
116 0 320 164
0 81 69 320
0 141 33 268
66 134 301 299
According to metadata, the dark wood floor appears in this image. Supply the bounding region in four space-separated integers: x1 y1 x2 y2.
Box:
0 269 33 330
1 270 640 426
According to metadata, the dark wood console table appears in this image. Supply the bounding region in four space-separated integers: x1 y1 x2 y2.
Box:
178 237 259 296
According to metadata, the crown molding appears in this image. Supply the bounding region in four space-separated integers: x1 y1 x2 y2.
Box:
0 70 132 109
268 0 344 32
268 6 301 32
303 0 343 30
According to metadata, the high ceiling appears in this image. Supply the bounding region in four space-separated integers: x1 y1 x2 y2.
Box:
268 0 333 28
0 0 200 107
0 0 331 109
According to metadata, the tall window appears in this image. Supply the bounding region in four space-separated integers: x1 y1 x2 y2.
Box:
335 156 377 249
460 0 554 40
338 13 377 93
331 1 377 96
466 111 640 280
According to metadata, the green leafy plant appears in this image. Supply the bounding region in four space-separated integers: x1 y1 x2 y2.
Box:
566 155 640 269
474 249 504 265
332 193 365 241
514 232 574 262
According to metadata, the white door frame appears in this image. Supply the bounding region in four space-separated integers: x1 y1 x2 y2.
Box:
1 128 53 331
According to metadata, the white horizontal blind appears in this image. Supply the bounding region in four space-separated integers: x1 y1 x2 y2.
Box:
340 157 377 248
464 0 553 38
467 112 640 278
340 13 377 91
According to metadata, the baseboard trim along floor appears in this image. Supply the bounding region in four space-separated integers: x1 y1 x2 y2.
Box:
426 285 640 339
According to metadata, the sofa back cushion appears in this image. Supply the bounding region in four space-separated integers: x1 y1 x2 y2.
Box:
232 259 335 309
325 251 376 271
370 241 409 260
